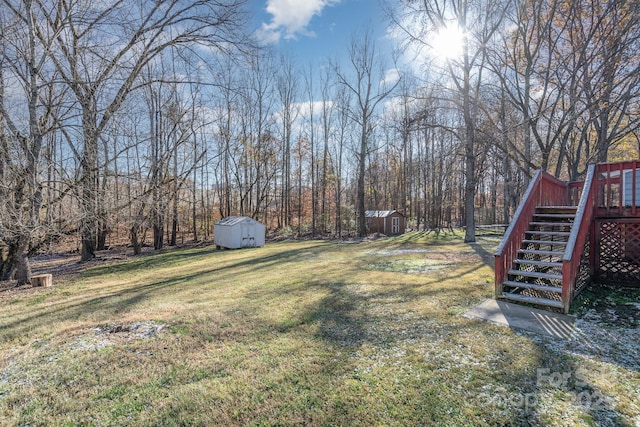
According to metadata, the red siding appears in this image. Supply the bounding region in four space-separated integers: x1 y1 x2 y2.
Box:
366 212 406 235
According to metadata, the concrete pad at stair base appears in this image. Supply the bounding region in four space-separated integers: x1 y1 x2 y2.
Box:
464 299 575 339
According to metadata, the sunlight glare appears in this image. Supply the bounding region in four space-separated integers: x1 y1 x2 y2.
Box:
431 24 465 61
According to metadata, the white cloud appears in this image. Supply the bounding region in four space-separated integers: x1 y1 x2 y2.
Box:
260 0 339 42
255 25 283 44
382 96 405 117
295 100 330 120
380 68 401 88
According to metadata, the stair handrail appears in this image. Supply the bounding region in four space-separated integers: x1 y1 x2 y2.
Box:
494 170 568 297
561 164 596 313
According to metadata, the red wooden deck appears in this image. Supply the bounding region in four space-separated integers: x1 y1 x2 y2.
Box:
495 160 640 313
571 161 640 285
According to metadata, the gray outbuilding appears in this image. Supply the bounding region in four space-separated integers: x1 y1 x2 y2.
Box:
214 216 266 249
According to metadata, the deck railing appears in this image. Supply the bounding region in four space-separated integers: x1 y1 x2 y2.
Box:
561 164 596 313
568 181 584 205
594 161 640 217
573 161 640 214
494 170 569 296
496 160 640 312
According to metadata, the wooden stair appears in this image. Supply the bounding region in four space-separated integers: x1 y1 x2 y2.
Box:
500 206 577 311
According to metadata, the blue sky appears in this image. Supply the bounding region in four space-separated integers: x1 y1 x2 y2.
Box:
249 0 391 66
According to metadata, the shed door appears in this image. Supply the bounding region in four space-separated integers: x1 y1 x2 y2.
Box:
391 217 400 234
241 225 255 247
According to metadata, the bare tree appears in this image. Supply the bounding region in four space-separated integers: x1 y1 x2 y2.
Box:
212 56 241 220
303 66 318 236
559 0 640 174
243 50 278 222
0 0 65 284
36 0 248 260
489 0 640 182
319 66 336 234
389 0 509 242
489 0 565 180
332 87 352 238
276 54 299 228
335 27 400 237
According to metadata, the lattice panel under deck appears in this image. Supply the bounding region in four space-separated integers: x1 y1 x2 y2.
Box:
574 232 591 295
597 221 640 286
520 288 563 303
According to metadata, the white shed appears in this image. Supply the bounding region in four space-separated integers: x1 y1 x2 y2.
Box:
214 216 266 249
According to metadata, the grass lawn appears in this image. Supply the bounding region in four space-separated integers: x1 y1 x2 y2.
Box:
0 232 638 426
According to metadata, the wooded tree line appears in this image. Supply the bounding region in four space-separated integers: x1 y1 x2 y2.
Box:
1 0 639 284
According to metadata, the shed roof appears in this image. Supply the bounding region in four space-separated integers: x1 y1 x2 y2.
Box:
364 210 402 218
215 216 262 226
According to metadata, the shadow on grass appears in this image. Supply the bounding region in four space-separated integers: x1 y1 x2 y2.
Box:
2 236 632 425
0 242 331 344
467 238 496 267
299 281 623 424
80 246 220 277
82 241 330 279
390 230 461 246
266 281 607 424
304 282 442 347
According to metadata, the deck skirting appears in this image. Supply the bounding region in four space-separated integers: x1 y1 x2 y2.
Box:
595 218 640 286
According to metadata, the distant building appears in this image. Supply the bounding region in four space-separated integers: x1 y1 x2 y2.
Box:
214 216 265 249
365 210 406 235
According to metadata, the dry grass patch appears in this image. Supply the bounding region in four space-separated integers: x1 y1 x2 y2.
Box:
0 232 638 426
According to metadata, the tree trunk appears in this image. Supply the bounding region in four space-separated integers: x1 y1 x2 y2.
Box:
97 217 107 250
14 245 32 286
130 225 143 255
97 139 109 251
153 221 164 250
170 125 181 246
0 241 17 281
357 122 367 237
463 50 476 243
80 109 99 261
81 225 96 261
463 140 476 243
